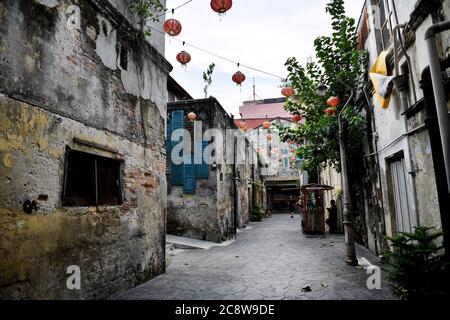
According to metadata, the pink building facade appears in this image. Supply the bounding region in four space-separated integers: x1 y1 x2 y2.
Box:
237 98 291 129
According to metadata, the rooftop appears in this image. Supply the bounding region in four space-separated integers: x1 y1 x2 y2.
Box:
239 97 291 120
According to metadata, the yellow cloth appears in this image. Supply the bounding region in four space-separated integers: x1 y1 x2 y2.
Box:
370 51 394 109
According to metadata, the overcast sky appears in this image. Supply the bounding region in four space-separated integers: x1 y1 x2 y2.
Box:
164 0 364 118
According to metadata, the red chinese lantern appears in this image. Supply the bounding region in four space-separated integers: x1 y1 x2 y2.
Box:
324 107 336 116
187 112 197 121
176 51 191 67
262 121 271 129
164 18 182 36
291 114 301 123
238 121 248 132
327 96 341 108
232 71 246 86
210 0 233 16
281 86 295 97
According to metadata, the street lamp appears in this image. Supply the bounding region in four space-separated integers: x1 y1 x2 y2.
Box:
317 80 358 266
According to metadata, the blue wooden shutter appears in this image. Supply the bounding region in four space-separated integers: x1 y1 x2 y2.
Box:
183 155 196 194
196 141 209 179
172 110 184 130
170 110 184 186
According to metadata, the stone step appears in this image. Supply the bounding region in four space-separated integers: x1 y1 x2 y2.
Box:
166 234 235 250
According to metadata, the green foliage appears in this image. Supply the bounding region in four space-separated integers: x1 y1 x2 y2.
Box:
203 63 216 98
250 205 264 222
278 0 365 172
128 0 165 36
383 227 450 299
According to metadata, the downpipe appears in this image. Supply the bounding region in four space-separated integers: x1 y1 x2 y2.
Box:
425 20 450 194
425 20 450 258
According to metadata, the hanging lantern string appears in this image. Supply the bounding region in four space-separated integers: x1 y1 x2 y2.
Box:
156 0 194 18
147 25 286 80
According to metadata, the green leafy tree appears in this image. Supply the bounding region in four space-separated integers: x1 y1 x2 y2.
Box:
127 0 165 36
203 63 216 98
383 227 450 299
277 0 364 172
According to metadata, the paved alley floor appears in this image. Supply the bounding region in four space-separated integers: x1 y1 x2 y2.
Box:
116 214 394 300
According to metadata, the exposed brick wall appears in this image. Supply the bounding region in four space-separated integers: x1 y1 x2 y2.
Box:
0 0 171 299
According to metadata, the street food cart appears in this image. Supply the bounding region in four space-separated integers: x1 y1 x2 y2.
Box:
299 184 334 234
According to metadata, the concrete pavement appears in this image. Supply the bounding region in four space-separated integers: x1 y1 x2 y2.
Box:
116 214 395 300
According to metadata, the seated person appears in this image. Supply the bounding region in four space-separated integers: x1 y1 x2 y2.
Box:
326 200 338 233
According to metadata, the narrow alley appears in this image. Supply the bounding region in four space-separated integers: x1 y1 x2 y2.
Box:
1 0 449 306
117 214 393 300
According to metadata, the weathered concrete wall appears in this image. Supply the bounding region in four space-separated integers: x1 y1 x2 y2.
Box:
236 169 249 228
254 160 267 212
0 0 171 299
359 0 446 251
168 179 219 242
167 98 247 242
235 133 251 228
106 0 166 56
166 99 220 242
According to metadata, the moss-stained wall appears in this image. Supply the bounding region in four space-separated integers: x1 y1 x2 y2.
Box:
0 0 171 299
167 98 244 243
166 99 226 242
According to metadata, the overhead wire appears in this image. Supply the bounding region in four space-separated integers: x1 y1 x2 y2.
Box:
150 0 286 80
147 25 286 80
156 0 194 18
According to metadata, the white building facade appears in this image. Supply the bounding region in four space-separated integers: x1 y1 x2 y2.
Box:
353 0 450 254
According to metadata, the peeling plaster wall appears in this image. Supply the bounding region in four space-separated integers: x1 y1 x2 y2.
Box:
166 99 228 243
235 141 252 228
167 98 245 243
168 176 220 242
409 130 441 228
106 0 166 56
359 0 445 250
0 0 171 299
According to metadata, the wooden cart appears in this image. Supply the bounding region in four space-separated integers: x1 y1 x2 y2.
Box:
299 184 334 234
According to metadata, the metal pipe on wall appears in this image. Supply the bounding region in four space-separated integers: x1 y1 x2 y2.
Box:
421 63 450 259
425 20 450 194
